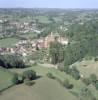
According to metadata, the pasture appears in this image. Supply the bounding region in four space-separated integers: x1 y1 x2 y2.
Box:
1 61 98 100
0 68 13 91
0 77 77 100
9 64 85 96
35 16 52 24
19 32 37 39
72 60 98 77
0 37 20 47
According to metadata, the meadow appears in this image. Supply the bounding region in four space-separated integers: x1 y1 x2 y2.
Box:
19 32 38 39
0 37 20 47
1 60 98 100
0 68 13 92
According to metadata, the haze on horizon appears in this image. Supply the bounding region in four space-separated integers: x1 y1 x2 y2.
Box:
0 0 98 9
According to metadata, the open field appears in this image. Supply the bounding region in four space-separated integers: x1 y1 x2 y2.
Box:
0 77 77 100
1 61 98 100
0 68 13 91
0 37 20 47
71 59 98 98
35 16 52 24
19 32 37 39
72 60 98 77
9 64 85 95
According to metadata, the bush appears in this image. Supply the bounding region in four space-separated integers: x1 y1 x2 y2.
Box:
23 70 36 80
12 73 19 85
63 79 73 89
47 73 55 79
94 57 98 61
79 87 96 100
90 74 97 83
70 66 80 80
81 78 91 86
58 63 65 71
95 81 98 90
18 75 24 83
64 66 71 74
71 71 80 80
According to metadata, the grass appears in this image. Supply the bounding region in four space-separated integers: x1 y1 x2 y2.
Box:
72 59 98 99
9 64 85 96
0 77 77 100
0 68 13 91
72 60 98 77
1 60 98 100
53 16 63 23
0 37 20 47
35 16 51 24
19 32 37 39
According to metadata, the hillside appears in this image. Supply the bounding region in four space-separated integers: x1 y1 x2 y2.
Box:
0 77 77 100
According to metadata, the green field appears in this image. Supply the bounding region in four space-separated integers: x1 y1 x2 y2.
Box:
72 59 98 98
72 60 98 77
0 68 13 91
19 32 37 39
35 16 52 24
9 64 85 96
1 61 98 100
0 37 20 47
0 77 77 100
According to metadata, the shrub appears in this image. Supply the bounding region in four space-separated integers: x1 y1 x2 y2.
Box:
94 81 98 90
12 73 19 84
81 78 91 86
64 66 80 80
47 73 55 79
63 79 73 89
94 57 98 61
90 74 97 83
23 70 36 80
18 75 24 83
71 71 80 80
64 66 71 74
57 63 65 71
79 87 96 100
70 66 80 80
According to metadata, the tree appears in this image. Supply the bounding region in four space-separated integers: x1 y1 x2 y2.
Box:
0 54 25 68
49 41 64 64
64 41 86 66
23 70 36 80
63 79 73 89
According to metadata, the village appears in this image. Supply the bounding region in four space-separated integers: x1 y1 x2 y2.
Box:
0 32 69 57
0 19 42 36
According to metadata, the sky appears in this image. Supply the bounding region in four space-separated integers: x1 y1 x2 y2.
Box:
0 0 98 8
